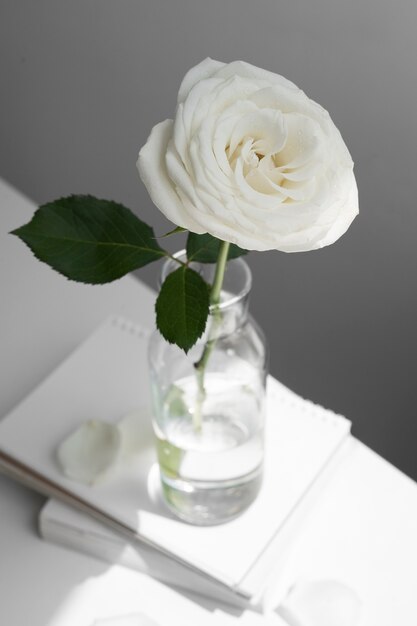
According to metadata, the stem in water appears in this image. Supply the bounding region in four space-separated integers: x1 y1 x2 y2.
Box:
193 240 230 430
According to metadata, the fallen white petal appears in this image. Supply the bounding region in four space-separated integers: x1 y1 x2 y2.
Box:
278 579 362 626
57 419 121 485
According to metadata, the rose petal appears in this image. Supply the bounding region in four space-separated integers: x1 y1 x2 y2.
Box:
183 75 259 144
313 169 359 249
213 60 301 94
138 59 359 252
228 108 287 156
181 77 224 141
277 113 324 169
137 120 205 233
177 57 224 104
166 140 208 210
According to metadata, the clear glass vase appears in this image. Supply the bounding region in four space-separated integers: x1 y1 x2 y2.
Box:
148 251 268 525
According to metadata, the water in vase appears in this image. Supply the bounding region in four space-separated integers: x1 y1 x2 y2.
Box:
153 371 265 525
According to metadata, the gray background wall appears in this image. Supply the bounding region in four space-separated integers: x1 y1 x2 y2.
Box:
1 1 416 478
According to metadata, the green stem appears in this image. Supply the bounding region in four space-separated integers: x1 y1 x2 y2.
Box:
210 240 231 306
193 240 230 430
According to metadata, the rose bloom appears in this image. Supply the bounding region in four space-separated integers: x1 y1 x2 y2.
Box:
138 58 358 252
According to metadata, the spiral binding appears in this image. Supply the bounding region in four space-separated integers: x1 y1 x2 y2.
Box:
109 315 151 341
267 376 347 429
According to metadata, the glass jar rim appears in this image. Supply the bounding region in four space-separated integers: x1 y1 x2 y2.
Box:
159 249 252 313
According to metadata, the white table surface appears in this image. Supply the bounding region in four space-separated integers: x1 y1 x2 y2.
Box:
1 178 417 626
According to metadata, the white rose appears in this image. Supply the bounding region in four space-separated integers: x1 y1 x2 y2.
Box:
137 58 358 253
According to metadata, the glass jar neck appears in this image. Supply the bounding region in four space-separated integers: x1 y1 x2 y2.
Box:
159 250 252 336
207 290 250 338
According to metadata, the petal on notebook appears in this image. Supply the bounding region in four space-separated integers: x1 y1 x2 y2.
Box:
57 419 121 485
277 579 362 626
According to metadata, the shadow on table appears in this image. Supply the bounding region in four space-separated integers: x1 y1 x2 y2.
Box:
0 475 245 626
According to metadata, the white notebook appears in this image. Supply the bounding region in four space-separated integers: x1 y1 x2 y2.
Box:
0 316 350 603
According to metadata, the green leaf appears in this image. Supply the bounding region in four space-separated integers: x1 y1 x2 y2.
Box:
11 195 166 284
186 232 247 263
158 226 187 238
155 266 209 352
